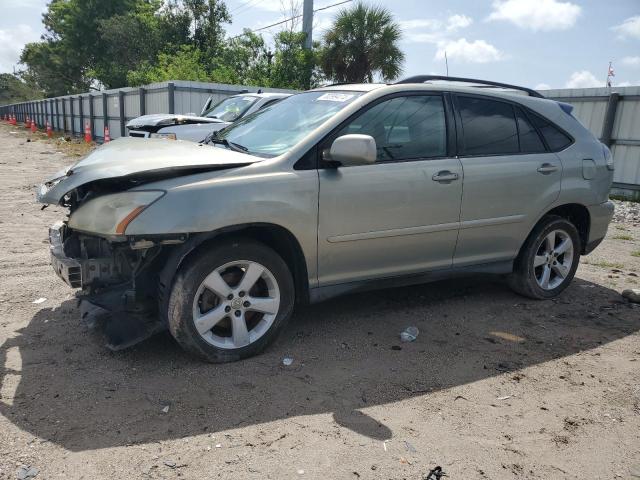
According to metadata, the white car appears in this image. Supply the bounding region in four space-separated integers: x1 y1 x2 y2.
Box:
126 92 291 142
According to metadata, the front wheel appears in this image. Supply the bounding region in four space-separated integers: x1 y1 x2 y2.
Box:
508 215 581 299
167 239 295 362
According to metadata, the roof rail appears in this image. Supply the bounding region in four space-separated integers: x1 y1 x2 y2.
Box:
394 75 545 98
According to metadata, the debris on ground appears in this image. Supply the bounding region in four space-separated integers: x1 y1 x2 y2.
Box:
282 357 294 366
161 405 170 414
400 326 419 342
424 466 446 479
16 466 39 479
622 288 640 303
403 440 417 453
497 395 512 401
32 298 46 304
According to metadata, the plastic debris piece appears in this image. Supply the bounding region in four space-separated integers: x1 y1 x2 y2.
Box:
32 298 46 304
282 357 294 366
400 326 419 342
161 405 170 413
497 395 512 401
16 466 39 479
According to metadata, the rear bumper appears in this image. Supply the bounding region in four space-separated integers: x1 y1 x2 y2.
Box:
585 200 614 254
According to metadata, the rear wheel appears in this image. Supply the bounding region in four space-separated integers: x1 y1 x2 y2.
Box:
167 239 294 362
508 216 581 299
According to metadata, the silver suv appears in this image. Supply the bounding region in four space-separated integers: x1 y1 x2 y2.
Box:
37 76 614 362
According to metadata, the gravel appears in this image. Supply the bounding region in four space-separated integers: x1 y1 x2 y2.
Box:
612 199 640 225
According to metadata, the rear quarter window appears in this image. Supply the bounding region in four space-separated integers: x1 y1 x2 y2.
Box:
527 111 573 151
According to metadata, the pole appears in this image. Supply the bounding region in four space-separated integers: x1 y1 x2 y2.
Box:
445 51 449 76
302 0 313 50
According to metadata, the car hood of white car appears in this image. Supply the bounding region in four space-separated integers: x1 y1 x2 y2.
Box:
126 113 224 129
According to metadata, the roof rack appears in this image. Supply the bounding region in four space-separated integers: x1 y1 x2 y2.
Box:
394 75 545 98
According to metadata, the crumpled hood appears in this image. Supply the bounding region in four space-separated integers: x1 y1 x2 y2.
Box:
37 137 259 205
126 113 223 129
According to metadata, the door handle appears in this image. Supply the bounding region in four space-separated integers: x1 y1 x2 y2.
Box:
537 163 559 174
432 170 459 183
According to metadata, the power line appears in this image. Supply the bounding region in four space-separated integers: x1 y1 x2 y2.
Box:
230 0 262 16
228 0 352 40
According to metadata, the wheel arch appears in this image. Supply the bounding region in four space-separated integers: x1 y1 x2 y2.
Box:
522 203 591 257
157 223 311 323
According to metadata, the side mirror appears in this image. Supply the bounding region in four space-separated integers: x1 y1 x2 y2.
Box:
329 134 377 167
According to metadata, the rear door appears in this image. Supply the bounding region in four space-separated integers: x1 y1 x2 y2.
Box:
451 94 563 266
317 93 463 286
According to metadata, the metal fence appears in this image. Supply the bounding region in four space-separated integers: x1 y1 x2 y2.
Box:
544 86 640 196
0 80 295 141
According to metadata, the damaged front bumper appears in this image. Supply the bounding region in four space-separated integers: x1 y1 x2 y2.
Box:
48 221 172 350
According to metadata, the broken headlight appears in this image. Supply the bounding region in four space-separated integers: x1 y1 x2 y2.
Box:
68 190 165 236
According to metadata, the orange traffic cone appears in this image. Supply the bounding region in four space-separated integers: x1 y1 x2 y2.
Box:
84 121 91 143
31 119 37 133
103 125 111 143
46 121 52 138
25 116 30 129
11 114 16 125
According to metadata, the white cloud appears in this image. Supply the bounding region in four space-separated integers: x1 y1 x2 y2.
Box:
535 83 551 90
613 16 640 40
401 14 473 44
0 24 40 74
565 70 603 88
435 38 503 64
446 14 473 32
488 0 581 31
622 56 640 68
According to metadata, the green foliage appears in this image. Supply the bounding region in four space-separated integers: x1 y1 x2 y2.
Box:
319 1 404 83
15 0 408 96
127 46 211 86
0 74 43 104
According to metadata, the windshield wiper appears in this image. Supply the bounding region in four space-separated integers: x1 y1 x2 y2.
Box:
203 133 249 153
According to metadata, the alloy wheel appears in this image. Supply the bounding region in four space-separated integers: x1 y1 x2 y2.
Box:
191 260 280 349
533 229 574 290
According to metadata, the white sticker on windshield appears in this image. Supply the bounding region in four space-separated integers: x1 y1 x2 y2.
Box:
316 93 355 102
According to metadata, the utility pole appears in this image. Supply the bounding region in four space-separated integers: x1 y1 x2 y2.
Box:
302 0 313 50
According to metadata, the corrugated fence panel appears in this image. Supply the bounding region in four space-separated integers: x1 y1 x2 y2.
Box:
611 145 640 185
613 99 640 142
145 89 168 114
106 94 119 118
124 92 140 119
108 119 121 139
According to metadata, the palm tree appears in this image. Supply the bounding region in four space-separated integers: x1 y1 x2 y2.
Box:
320 2 404 83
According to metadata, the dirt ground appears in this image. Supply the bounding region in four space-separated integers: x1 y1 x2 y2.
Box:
0 123 638 480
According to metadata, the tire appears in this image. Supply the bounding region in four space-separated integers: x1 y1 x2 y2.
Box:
167 238 295 363
508 215 581 300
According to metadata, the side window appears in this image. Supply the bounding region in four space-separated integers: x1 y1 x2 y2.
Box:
457 96 519 155
515 107 546 153
335 95 447 162
528 111 573 151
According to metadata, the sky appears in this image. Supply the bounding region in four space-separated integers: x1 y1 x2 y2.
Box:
0 0 639 89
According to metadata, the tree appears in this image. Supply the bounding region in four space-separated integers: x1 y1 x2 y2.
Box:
0 74 43 104
127 45 211 86
319 2 404 83
270 31 317 90
20 41 90 96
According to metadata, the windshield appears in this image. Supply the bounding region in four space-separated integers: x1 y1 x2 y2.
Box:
215 91 363 157
203 96 258 122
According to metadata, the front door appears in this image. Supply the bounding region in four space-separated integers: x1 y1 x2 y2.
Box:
317 94 463 286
